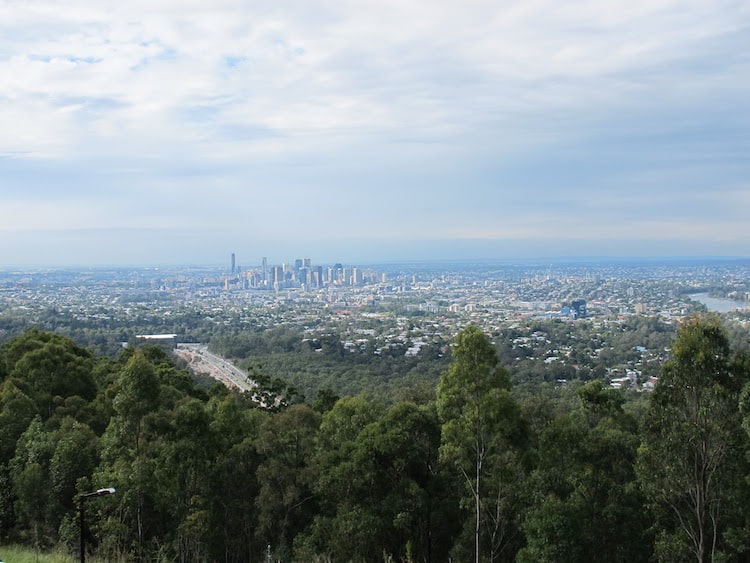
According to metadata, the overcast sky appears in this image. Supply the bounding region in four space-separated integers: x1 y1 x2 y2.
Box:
1 0 748 267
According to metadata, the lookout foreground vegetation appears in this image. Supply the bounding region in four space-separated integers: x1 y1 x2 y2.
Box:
1 316 750 562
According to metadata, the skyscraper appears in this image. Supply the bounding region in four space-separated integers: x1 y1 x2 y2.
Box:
353 267 363 285
571 299 587 318
231 253 236 275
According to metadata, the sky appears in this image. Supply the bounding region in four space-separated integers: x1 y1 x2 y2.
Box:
1 0 749 267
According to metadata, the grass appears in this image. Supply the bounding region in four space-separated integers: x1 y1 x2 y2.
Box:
0 545 74 562
0 544 116 563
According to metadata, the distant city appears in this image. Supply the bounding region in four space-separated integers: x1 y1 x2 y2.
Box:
226 253 384 291
3 255 749 325
2 255 750 396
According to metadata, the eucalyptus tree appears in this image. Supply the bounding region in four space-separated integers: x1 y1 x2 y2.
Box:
437 325 526 562
95 350 162 561
300 400 448 562
638 316 749 562
519 381 650 562
255 404 321 560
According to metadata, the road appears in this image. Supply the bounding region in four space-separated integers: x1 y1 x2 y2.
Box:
174 344 256 392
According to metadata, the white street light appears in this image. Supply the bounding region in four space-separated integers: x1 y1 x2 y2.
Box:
80 487 116 563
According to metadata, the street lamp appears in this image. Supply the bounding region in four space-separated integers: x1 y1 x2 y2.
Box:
79 487 116 563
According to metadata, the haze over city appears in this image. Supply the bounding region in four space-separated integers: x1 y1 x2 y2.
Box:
1 0 748 266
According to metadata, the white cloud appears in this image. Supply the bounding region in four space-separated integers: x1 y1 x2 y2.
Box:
0 199 115 231
2 0 745 157
0 0 748 263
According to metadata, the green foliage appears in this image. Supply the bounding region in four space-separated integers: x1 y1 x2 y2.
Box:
3 330 96 420
300 400 451 562
520 384 650 562
1 320 749 562
0 544 81 562
0 380 37 462
112 351 160 425
255 404 321 559
238 348 448 403
437 325 527 562
638 315 750 562
206 394 264 561
311 387 339 413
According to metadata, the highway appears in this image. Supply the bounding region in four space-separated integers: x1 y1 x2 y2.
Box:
174 344 256 392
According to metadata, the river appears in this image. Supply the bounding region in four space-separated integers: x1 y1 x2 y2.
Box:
689 293 749 313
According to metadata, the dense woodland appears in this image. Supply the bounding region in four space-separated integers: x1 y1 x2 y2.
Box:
207 316 684 400
1 316 750 562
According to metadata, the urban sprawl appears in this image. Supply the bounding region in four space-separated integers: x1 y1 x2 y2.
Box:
1 256 749 394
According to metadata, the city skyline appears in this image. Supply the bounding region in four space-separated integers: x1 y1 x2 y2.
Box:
1 1 748 267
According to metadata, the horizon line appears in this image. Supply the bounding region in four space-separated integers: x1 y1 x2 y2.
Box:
3 254 750 271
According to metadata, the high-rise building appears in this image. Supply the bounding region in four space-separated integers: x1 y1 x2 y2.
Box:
262 257 268 285
571 299 587 318
352 267 363 285
231 253 236 274
314 266 323 287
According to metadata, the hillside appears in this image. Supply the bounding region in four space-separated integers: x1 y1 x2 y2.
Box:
1 318 749 561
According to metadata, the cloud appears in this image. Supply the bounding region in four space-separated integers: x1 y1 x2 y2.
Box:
2 0 744 154
0 0 748 264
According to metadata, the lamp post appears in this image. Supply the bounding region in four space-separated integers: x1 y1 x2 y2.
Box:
79 487 116 563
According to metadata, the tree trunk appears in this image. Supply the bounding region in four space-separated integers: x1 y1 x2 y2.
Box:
476 439 482 563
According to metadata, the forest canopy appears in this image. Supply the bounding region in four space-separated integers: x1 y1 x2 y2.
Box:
1 317 749 562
